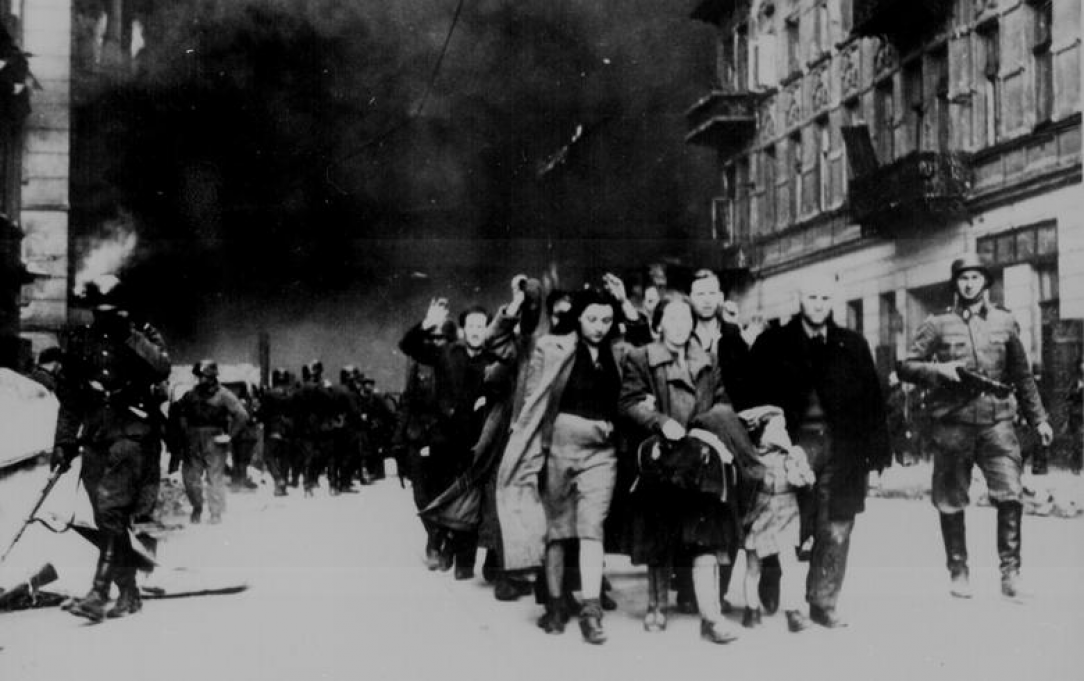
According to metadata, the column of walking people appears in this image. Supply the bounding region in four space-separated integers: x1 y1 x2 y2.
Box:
395 267 893 646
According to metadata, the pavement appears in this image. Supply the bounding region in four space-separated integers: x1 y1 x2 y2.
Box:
1 463 1083 681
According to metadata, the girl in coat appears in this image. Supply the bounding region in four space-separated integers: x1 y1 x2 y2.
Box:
738 406 815 632
619 293 741 644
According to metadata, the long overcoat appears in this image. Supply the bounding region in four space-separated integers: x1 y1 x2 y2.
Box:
748 316 890 519
496 333 627 570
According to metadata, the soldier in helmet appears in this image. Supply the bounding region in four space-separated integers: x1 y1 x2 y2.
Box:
899 254 1052 600
173 360 250 524
259 367 297 496
295 359 336 495
50 275 172 621
326 365 360 494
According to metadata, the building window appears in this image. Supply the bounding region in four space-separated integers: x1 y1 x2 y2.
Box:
761 145 777 233
879 292 899 346
977 221 1058 268
816 117 830 210
785 15 800 77
789 132 802 223
874 79 895 162
847 298 864 334
840 0 853 36
930 47 950 151
736 23 749 91
814 1 831 59
842 98 861 180
736 156 751 241
902 60 924 154
978 22 1001 147
1038 264 1059 303
755 26 777 88
1031 0 1054 123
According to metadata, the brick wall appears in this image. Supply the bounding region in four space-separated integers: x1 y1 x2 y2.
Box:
19 0 71 335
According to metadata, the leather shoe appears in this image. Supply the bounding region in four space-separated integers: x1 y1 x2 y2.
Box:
742 607 762 628
700 618 739 644
454 565 475 581
950 569 973 599
578 602 607 645
538 598 569 634
494 577 532 602
643 607 667 632
809 605 848 628
785 609 810 632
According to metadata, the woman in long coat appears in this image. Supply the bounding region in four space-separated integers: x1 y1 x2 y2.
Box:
619 293 743 644
495 288 623 644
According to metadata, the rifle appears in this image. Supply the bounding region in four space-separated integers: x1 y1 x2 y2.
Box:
0 563 59 611
0 464 68 565
956 367 1014 399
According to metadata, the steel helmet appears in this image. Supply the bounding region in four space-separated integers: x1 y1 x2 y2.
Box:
950 254 991 284
193 359 219 379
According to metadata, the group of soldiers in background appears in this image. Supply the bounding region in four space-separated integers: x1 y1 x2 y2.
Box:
255 360 396 499
32 275 398 622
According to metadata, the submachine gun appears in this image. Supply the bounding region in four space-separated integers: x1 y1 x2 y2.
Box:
956 367 1014 399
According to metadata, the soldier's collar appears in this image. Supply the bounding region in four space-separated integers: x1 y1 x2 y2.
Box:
955 299 989 320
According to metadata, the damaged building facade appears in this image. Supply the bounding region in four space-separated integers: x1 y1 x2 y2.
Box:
687 0 1082 445
5 0 146 363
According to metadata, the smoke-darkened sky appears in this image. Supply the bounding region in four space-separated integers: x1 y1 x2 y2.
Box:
73 0 718 382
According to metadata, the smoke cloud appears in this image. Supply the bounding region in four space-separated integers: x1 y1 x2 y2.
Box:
73 0 718 384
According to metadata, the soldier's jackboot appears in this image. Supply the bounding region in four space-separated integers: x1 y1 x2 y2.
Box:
70 536 117 622
997 502 1028 599
939 511 972 598
107 567 142 618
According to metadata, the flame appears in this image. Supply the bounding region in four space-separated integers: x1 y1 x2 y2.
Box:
73 215 139 297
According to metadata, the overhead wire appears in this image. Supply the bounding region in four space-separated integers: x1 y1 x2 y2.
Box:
325 0 468 195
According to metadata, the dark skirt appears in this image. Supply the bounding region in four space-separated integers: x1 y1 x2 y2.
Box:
625 481 739 567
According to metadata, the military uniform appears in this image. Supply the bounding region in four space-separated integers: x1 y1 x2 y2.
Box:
900 290 1048 597
258 374 297 496
294 376 336 494
54 316 171 620
174 380 249 522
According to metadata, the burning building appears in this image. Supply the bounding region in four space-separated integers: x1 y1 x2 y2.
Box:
9 1 725 386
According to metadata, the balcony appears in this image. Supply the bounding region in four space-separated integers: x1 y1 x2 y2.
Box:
852 0 953 45
685 91 759 154
849 151 973 237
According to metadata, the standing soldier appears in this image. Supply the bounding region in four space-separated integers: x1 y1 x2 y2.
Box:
328 366 360 494
229 382 260 491
295 360 335 495
899 255 1052 600
358 374 394 483
50 276 172 621
174 360 250 524
259 368 296 496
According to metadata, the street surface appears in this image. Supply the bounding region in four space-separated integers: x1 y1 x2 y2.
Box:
1 463 1083 681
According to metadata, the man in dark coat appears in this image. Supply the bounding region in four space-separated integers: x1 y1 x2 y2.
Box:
749 275 890 628
395 350 447 568
400 299 493 579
